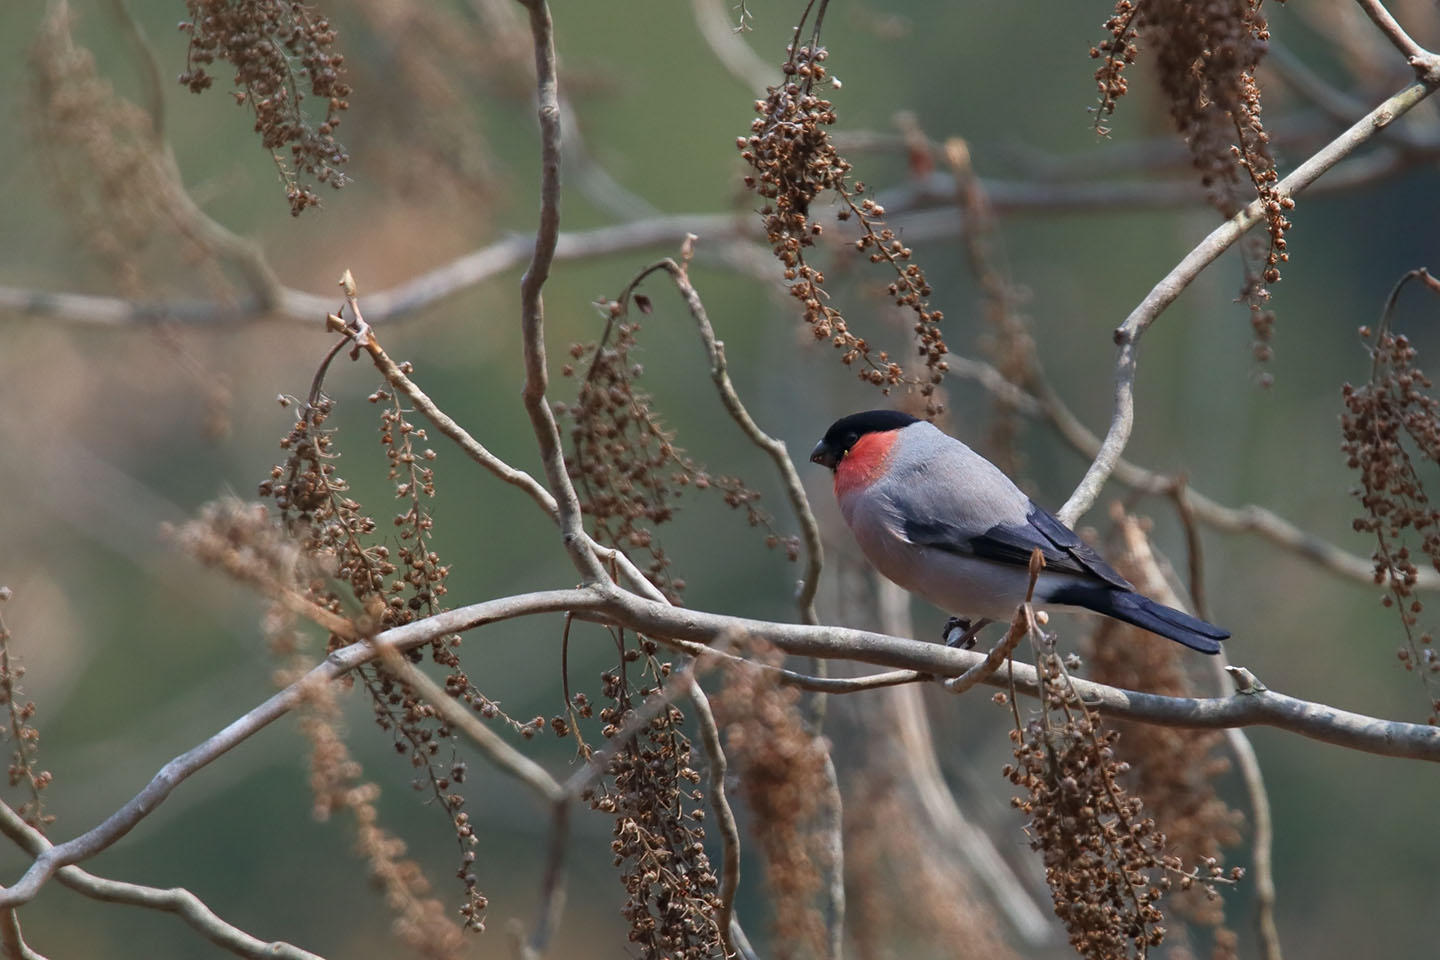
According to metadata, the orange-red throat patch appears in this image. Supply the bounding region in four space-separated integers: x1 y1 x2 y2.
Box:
834 429 900 500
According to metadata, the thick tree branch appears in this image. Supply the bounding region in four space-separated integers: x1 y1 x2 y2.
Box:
587 593 1440 762
3 578 1436 910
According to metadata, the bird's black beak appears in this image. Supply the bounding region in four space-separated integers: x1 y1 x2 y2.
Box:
810 440 839 469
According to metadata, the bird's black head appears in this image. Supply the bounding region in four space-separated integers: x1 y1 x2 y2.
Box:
809 409 920 469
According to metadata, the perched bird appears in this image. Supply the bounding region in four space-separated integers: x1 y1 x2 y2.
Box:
809 410 1228 653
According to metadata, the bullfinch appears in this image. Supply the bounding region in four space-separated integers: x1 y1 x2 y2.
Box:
809 410 1228 653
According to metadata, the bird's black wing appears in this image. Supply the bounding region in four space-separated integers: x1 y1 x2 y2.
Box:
905 503 1134 590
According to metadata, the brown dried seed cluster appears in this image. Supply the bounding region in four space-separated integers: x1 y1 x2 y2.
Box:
584 637 722 960
1342 281 1440 723
178 0 351 215
0 592 54 831
1093 0 1290 359
737 43 948 414
299 674 468 958
559 314 797 602
1087 515 1244 948
1092 1 1141 128
1004 646 1228 959
713 641 830 959
27 6 183 294
844 776 1020 960
350 0 513 207
257 386 499 929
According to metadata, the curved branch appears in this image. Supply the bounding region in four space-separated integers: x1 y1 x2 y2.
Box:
0 589 594 910
1062 77 1440 523
514 0 605 584
0 802 321 960
5 579 1438 912
1356 0 1440 82
588 593 1440 763
686 682 740 956
618 256 825 624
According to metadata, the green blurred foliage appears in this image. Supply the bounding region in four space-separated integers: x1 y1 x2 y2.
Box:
1 0 1439 957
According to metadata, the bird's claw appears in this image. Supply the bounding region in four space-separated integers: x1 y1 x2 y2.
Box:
943 616 991 649
942 617 971 647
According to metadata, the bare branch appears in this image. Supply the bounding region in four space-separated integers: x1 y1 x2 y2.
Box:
1356 0 1440 82
0 910 44 960
0 588 592 910
586 594 1440 763
1120 514 1284 960
1062 76 1440 524
11 140 1440 331
375 648 563 803
873 579 1054 944
685 682 741 957
819 751 845 960
361 335 560 518
514 0 606 584
617 254 826 624
1224 717 1282 960
0 801 320 960
667 636 925 692
4 574 1438 913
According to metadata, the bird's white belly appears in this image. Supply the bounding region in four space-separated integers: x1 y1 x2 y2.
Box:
854 523 1080 621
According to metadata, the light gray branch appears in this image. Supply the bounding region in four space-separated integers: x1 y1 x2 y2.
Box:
514 0 606 584
1356 0 1440 82
1062 76 1440 524
0 588 592 910
943 354 1437 589
2 579 1436 911
0 801 320 960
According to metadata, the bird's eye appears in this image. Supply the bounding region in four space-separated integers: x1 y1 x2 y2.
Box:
844 431 859 449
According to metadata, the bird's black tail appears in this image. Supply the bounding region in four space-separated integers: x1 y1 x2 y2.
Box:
1049 586 1228 654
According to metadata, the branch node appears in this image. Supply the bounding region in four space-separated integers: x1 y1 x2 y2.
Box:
1224 665 1267 694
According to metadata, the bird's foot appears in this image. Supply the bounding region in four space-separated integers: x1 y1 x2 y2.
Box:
943 617 993 649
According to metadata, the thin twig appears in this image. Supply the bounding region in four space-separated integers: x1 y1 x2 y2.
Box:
525 802 569 959
1355 0 1440 82
690 0 773 95
1062 76 1440 524
0 801 319 959
819 750 845 960
615 254 826 625
1215 695 1283 960
685 682 741 957
610 252 840 949
0 588 593 910
944 549 1043 695
374 648 563 802
667 635 924 692
515 0 606 584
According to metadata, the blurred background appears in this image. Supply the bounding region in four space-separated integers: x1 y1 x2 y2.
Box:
1 0 1438 956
